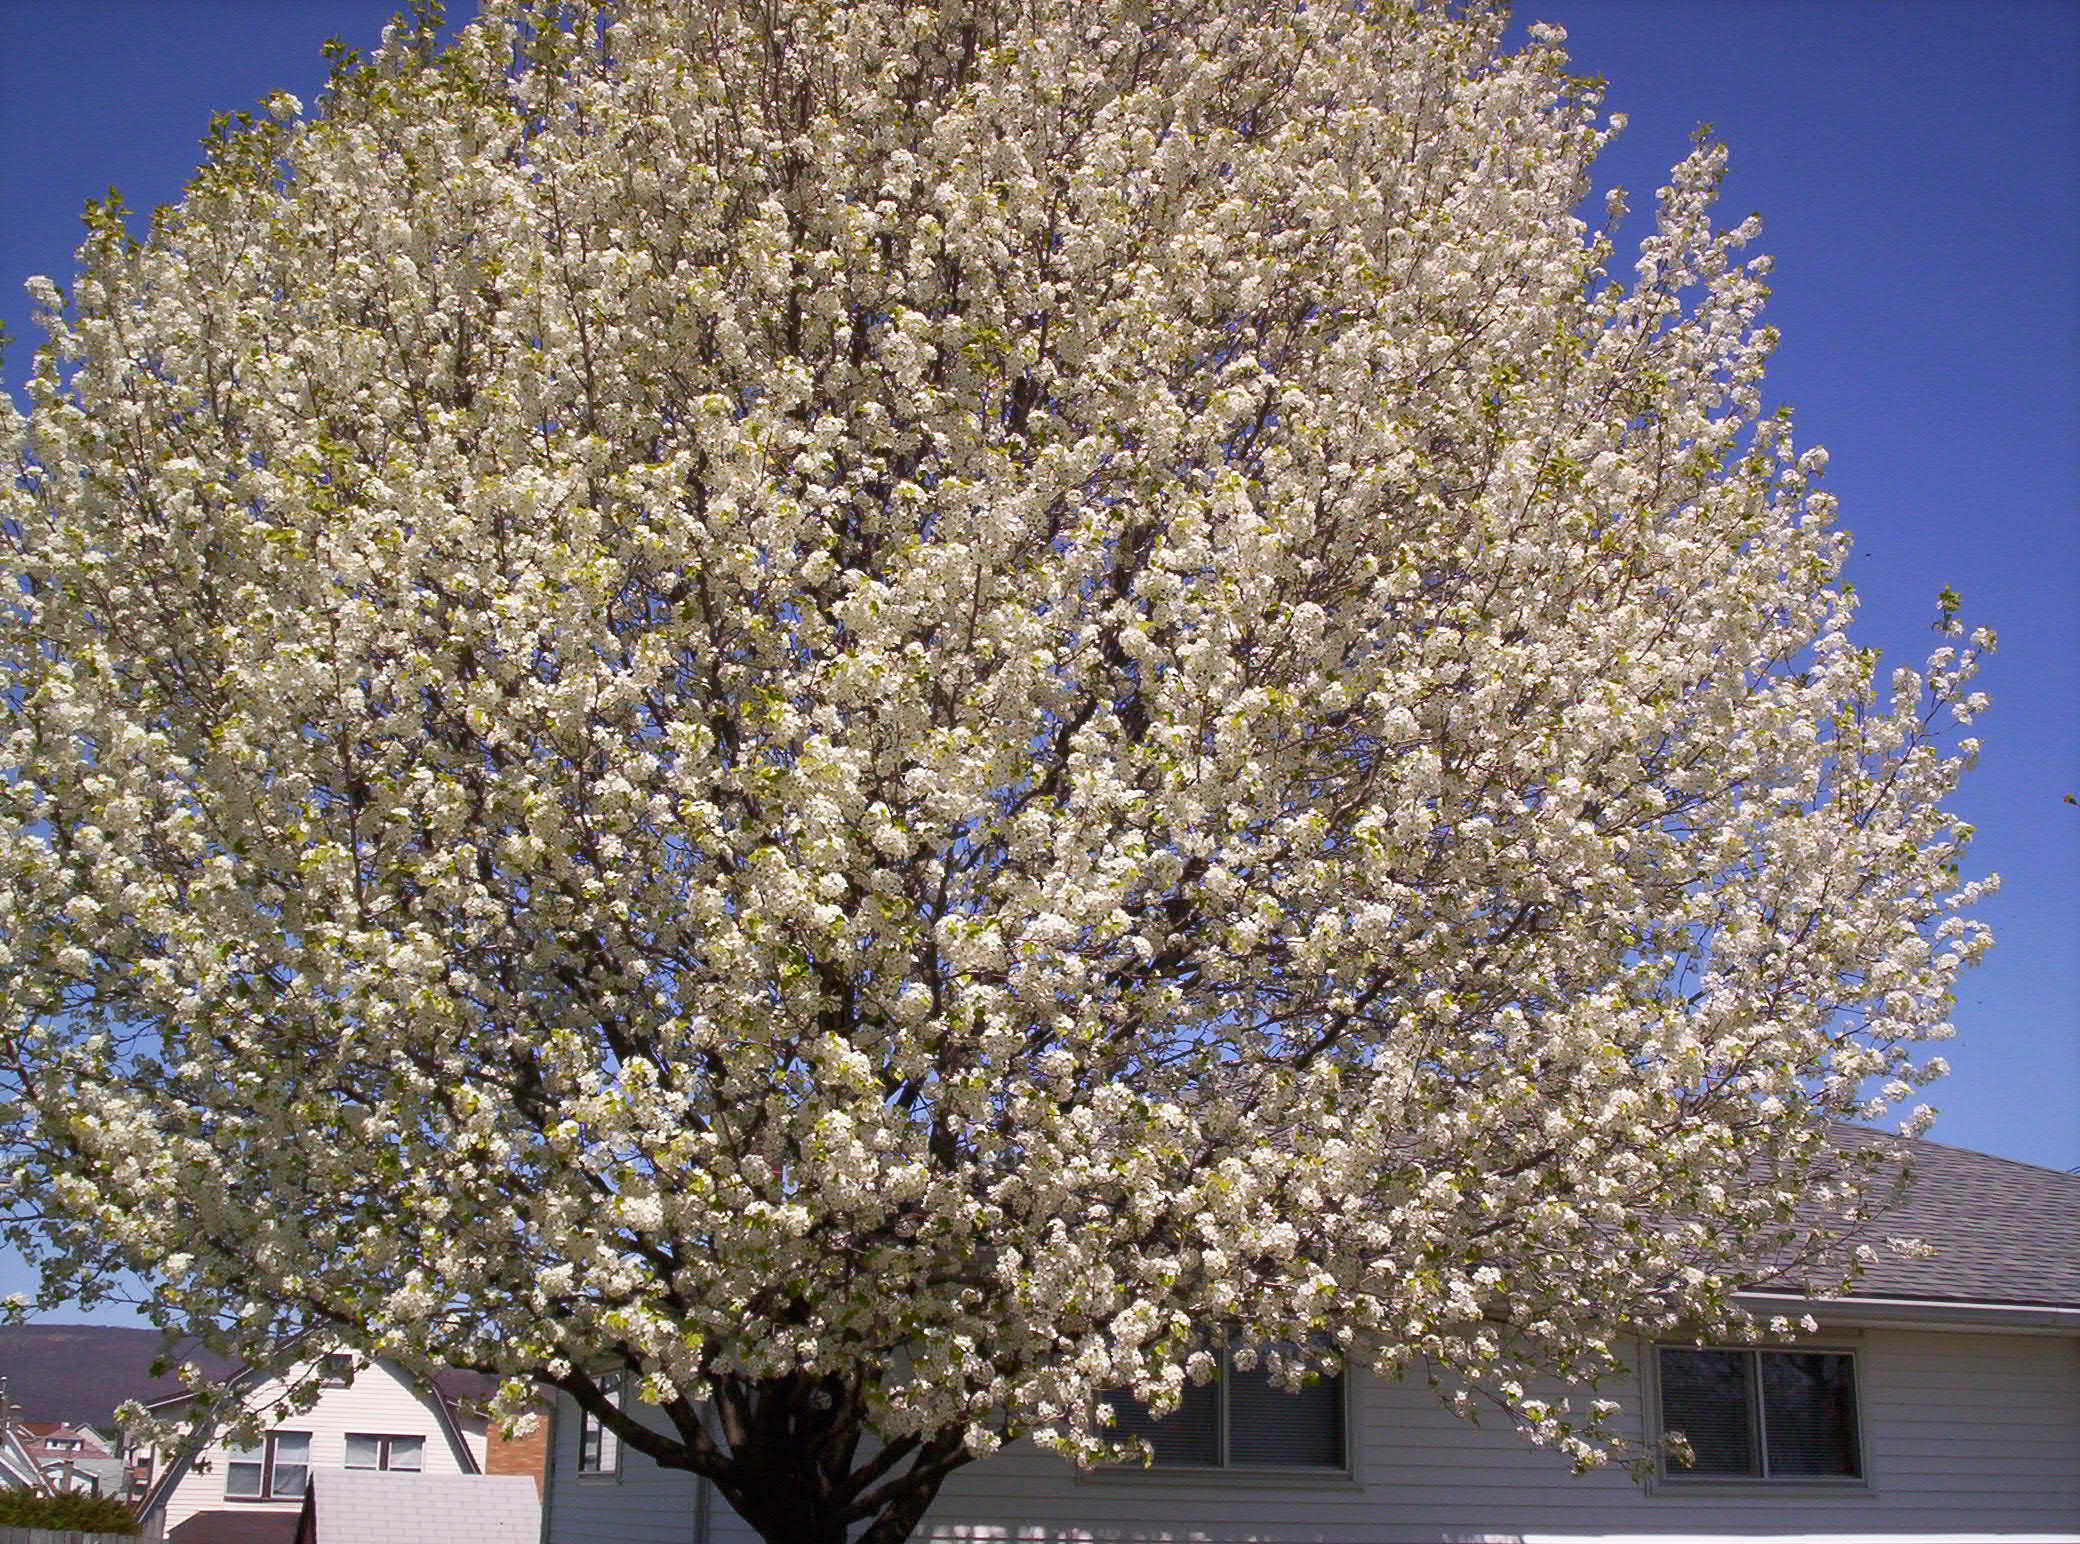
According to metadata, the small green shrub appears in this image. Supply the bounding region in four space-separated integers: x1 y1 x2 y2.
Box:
0 1486 141 1533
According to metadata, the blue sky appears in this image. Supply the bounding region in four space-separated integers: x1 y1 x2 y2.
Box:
0 3 2073 1323
1513 0 2079 1181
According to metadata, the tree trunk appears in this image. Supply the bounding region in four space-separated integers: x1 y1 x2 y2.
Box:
717 1453 963 1544
723 1480 853 1544
701 1377 973 1544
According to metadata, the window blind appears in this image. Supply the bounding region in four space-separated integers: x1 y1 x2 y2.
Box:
1761 1352 1859 1477
1108 1379 1220 1466
1226 1362 1343 1467
1659 1348 1756 1474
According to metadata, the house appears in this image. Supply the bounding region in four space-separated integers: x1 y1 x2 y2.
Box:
16 1418 125 1496
0 1416 53 1494
134 1354 494 1544
0 1322 243 1502
535 1130 2080 1542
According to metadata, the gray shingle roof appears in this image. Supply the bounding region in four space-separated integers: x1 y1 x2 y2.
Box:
1821 1126 2080 1308
302 1470 539 1544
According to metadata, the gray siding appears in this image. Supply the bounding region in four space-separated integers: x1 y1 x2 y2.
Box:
547 1327 2080 1543
542 1389 709 1544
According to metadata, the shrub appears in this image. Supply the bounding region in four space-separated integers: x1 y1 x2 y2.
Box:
0 1486 141 1533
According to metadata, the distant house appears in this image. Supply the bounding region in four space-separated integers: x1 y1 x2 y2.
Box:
0 1418 51 1494
537 1130 2080 1543
16 1419 124 1496
134 1355 493 1544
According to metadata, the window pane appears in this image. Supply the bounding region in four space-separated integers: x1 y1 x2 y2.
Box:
344 1434 380 1469
578 1410 617 1474
386 1435 424 1472
1105 1377 1220 1466
1227 1362 1344 1467
269 1433 311 1499
224 1458 264 1499
1660 1349 1757 1475
1762 1352 1859 1477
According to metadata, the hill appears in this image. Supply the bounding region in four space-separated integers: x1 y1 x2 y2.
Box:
0 1326 235 1428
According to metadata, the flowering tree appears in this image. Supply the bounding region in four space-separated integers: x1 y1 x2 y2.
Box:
0 2 1988 1540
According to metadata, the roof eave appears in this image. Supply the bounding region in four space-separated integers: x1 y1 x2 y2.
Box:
1738 1289 2080 1334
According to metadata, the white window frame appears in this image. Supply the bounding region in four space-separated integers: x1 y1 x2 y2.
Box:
1650 1343 1868 1489
575 1377 624 1480
223 1430 312 1501
343 1432 426 1471
1098 1341 1353 1479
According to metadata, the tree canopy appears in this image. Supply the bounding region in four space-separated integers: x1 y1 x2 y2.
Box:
0 2 1988 1540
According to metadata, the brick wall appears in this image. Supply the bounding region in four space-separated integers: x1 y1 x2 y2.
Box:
484 1401 551 1498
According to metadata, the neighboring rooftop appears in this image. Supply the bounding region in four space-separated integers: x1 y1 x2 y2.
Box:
18 1419 111 1450
169 1515 303 1544
1832 1126 2080 1307
295 1470 540 1544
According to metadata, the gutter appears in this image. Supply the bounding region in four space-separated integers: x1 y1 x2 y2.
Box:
1738 1290 2080 1334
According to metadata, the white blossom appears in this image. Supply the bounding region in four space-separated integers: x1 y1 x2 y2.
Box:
0 2 1988 1540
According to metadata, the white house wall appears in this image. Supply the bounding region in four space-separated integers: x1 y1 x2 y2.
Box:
153 1357 486 1539
545 1327 2080 1543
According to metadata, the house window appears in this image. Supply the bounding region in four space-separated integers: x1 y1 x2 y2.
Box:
1657 1347 1860 1481
1103 1343 1346 1470
576 1378 623 1477
319 1354 355 1386
344 1433 425 1471
223 1431 312 1500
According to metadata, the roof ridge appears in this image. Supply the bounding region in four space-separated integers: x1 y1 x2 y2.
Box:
1845 1123 2080 1181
